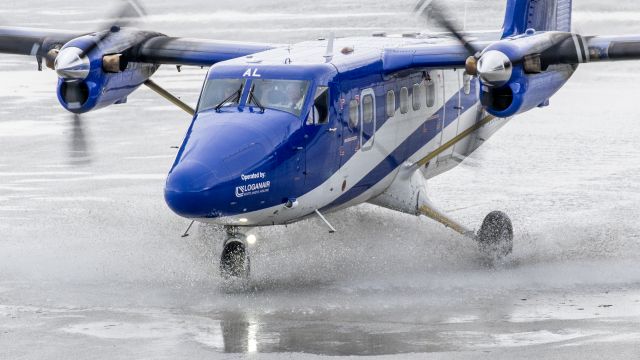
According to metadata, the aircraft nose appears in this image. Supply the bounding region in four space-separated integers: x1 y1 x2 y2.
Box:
163 111 290 219
164 160 221 218
163 110 302 219
166 159 217 193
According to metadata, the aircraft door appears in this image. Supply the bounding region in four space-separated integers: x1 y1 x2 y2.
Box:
359 88 376 151
421 70 445 175
304 85 340 187
339 88 360 167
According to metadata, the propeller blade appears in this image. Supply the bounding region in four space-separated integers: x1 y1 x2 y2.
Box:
69 114 91 166
414 0 481 57
413 0 431 13
79 0 147 58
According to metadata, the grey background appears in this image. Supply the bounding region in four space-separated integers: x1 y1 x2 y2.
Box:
1 0 640 358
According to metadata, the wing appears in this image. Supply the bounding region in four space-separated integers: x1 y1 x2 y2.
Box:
0 25 281 115
382 42 491 74
382 33 640 76
381 29 502 74
581 35 640 63
0 26 280 68
0 26 88 57
134 37 279 67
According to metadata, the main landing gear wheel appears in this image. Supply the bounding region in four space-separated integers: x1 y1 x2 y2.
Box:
476 211 513 261
220 237 250 280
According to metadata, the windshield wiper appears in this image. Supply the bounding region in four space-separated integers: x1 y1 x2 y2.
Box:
247 84 265 113
214 84 243 112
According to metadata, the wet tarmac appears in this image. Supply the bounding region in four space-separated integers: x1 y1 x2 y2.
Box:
1 0 640 358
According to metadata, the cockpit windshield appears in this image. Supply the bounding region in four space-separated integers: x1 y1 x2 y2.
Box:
248 79 310 116
198 78 246 112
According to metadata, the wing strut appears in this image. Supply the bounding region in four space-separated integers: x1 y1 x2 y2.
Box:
143 79 195 116
411 114 496 169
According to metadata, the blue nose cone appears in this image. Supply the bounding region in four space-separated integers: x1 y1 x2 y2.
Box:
164 159 221 218
164 110 301 219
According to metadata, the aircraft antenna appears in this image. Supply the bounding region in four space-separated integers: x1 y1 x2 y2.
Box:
181 220 195 238
324 32 335 63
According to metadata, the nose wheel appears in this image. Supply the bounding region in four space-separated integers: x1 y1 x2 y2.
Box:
220 228 250 279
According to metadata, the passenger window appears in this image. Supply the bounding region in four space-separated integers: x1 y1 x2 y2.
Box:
400 87 409 114
412 84 422 111
426 80 436 108
386 90 395 118
349 99 359 128
306 86 330 125
362 94 374 123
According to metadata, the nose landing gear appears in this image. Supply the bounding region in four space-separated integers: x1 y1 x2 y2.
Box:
220 226 250 279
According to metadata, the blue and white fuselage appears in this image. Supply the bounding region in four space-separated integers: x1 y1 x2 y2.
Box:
163 34 565 226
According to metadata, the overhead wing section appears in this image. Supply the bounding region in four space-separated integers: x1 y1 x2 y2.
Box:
134 37 280 67
581 35 640 63
134 36 278 66
478 33 640 73
0 26 280 68
0 26 87 57
382 42 491 74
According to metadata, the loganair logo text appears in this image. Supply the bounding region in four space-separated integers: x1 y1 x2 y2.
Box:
241 172 266 181
235 181 271 198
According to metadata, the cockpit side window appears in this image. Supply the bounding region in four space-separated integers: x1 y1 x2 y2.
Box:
249 79 310 116
306 86 330 125
197 78 246 112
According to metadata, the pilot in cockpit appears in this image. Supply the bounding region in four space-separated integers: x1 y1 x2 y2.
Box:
285 83 305 112
263 83 304 111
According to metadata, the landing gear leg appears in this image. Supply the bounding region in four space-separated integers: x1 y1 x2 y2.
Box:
220 226 250 279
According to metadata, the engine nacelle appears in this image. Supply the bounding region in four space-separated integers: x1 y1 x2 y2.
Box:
479 65 574 118
476 31 579 118
54 30 161 114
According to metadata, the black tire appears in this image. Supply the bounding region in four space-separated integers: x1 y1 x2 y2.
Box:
476 211 513 260
220 239 250 279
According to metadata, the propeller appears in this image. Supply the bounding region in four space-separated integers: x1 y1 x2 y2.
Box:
414 0 512 87
413 0 495 157
61 80 92 166
77 0 147 59
413 0 481 57
53 0 147 81
415 0 601 90
54 0 147 166
69 114 91 166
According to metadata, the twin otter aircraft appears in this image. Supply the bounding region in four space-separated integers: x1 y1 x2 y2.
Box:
2 0 639 278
